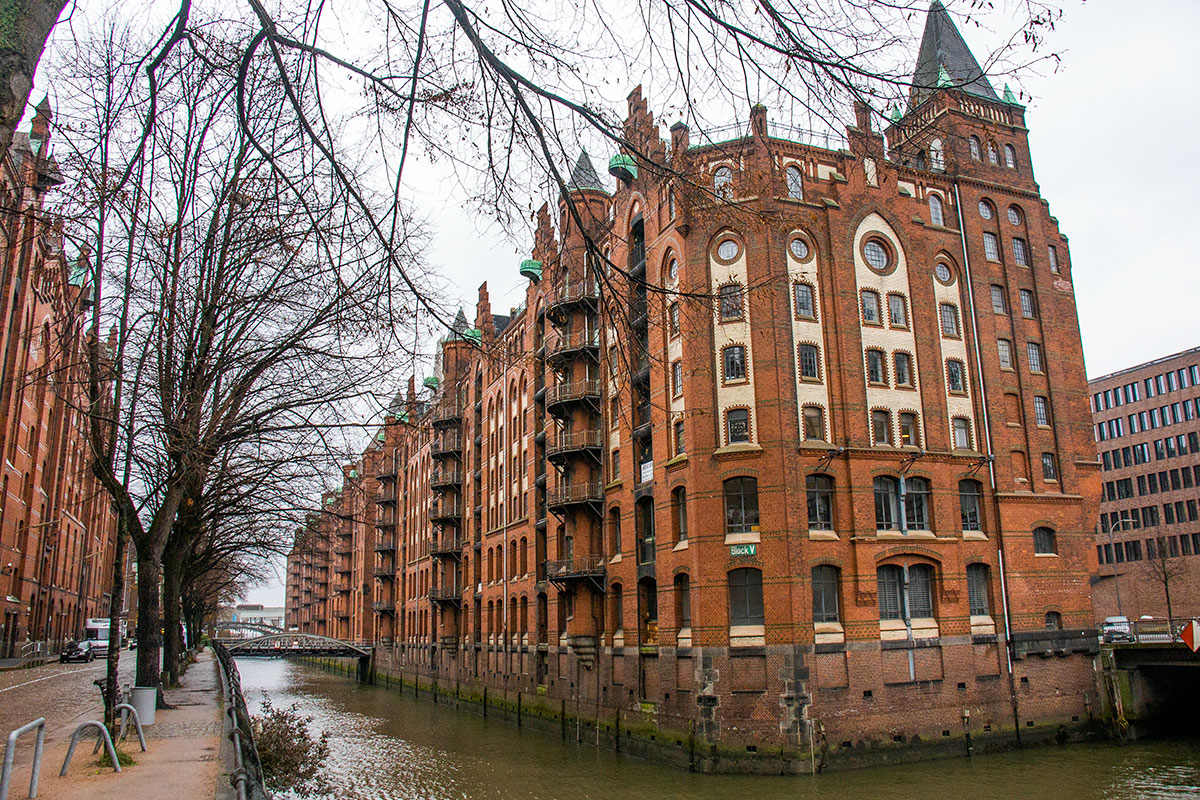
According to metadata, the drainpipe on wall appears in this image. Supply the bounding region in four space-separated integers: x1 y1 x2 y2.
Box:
954 181 1022 745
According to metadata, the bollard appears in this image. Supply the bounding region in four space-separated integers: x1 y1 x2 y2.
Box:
1 718 46 800
61 722 121 776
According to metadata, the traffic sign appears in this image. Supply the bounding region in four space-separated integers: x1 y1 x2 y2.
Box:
1182 620 1200 653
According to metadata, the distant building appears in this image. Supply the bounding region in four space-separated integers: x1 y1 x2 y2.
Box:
0 101 121 657
1089 347 1200 622
288 2 1100 763
226 604 286 630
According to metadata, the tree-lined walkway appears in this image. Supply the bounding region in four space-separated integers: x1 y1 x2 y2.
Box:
2 650 230 799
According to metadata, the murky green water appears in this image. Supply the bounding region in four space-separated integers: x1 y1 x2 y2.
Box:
235 658 1200 800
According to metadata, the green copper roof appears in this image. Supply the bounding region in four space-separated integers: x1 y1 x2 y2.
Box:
910 1 999 106
350 469 358 479
377 431 386 441
462 328 482 344
398 410 409 423
68 263 88 287
889 106 902 122
520 258 543 283
423 376 439 389
608 153 637 183
1002 83 1021 105
937 65 953 88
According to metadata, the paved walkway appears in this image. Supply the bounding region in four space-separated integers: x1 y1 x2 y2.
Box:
2 650 229 799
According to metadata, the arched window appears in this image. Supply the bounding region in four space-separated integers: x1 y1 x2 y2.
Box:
1033 526 1058 555
987 141 999 165
812 565 840 623
806 474 834 530
636 497 655 564
724 477 759 535
877 565 903 619
786 165 804 200
802 406 826 441
726 408 751 444
899 412 921 448
722 345 747 381
966 563 991 616
519 536 528 574
674 573 692 629
728 567 764 626
929 138 944 171
611 583 624 631
1044 611 1062 630
609 507 622 554
672 487 688 542
874 476 900 530
959 479 982 531
929 194 944 226
969 136 982 161
915 150 926 171
714 166 733 199
905 476 931 529
799 343 821 380
952 417 973 450
908 564 934 617
1004 144 1017 169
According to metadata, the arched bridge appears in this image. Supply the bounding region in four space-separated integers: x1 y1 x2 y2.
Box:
224 633 371 658
213 621 287 637
222 633 375 683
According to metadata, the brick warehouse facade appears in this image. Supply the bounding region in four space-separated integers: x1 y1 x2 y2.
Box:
1089 347 1200 622
0 101 121 658
287 4 1102 766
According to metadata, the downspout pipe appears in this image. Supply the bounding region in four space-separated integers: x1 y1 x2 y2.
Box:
954 181 1021 744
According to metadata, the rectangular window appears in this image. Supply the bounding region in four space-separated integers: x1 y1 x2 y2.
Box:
726 408 750 444
967 565 990 616
888 294 908 328
1019 289 1036 318
1041 453 1058 481
669 302 680 336
860 290 881 325
1164 504 1176 525
946 360 965 393
671 361 683 396
991 285 1007 314
983 232 1000 261
871 410 892 445
674 419 685 457
877 567 902 620
894 352 913 387
1145 377 1155 398
794 284 815 319
1048 245 1059 273
723 346 746 381
728 568 765 627
953 418 972 450
1034 396 1050 426
1027 342 1043 373
802 406 826 441
799 344 821 380
1012 237 1028 266
998 339 1013 370
812 567 840 623
940 303 960 337
866 350 887 384
719 284 743 321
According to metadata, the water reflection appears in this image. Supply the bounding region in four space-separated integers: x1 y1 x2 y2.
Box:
236 658 1200 800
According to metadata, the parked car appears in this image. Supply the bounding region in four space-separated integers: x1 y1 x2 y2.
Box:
127 638 137 650
60 640 96 663
1101 615 1133 643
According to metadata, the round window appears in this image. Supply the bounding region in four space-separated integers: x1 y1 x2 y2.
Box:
716 240 740 261
978 200 993 220
863 240 889 271
1007 206 1022 225
789 238 810 261
934 263 952 283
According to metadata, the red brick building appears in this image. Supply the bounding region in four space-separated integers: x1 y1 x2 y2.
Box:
0 101 121 658
1089 347 1200 623
288 4 1101 763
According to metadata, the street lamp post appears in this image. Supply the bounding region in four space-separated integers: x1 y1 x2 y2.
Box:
1102 513 1131 620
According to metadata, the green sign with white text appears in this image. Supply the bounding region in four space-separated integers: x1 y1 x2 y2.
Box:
729 543 757 557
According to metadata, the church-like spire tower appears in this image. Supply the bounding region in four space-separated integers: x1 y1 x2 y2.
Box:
910 0 998 107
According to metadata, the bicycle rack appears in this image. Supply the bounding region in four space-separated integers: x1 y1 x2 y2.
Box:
60 722 120 777
0 718 46 800
91 705 146 754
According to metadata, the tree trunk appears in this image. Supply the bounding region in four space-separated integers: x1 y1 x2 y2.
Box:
103 523 128 733
134 553 163 704
0 0 70 149
161 536 187 687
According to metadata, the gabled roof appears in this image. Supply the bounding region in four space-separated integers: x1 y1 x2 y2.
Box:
566 149 608 193
910 1 998 108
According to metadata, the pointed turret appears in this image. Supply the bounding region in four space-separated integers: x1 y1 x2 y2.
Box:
566 149 608 193
910 0 998 108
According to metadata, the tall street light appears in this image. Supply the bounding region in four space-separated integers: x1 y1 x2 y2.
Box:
1102 512 1132 620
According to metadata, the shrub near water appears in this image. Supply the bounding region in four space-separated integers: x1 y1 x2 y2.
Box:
253 699 330 795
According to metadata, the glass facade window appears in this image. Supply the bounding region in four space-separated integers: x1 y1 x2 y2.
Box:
806 474 834 530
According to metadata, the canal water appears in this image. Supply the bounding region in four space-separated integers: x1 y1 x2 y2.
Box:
236 658 1200 800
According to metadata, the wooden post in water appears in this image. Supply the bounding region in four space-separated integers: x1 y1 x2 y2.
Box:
614 710 621 753
560 700 567 739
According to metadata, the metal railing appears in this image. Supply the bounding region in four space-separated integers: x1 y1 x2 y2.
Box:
547 430 603 458
545 380 601 407
547 481 604 507
432 433 463 456
432 400 465 425
213 642 269 800
545 555 606 580
548 281 600 308
548 330 600 358
1 718 45 800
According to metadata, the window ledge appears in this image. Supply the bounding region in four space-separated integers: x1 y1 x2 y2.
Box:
665 454 688 470
713 443 762 459
724 531 761 545
672 539 689 552
798 440 834 451
609 552 623 564
729 625 766 647
962 531 989 541
808 530 838 541
1034 552 1059 558
605 479 623 490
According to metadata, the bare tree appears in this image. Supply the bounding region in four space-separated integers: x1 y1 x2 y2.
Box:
1143 537 1187 630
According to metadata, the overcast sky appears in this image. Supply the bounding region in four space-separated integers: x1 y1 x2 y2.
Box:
242 0 1200 606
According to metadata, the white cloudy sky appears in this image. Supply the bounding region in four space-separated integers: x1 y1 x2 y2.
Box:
221 0 1200 604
